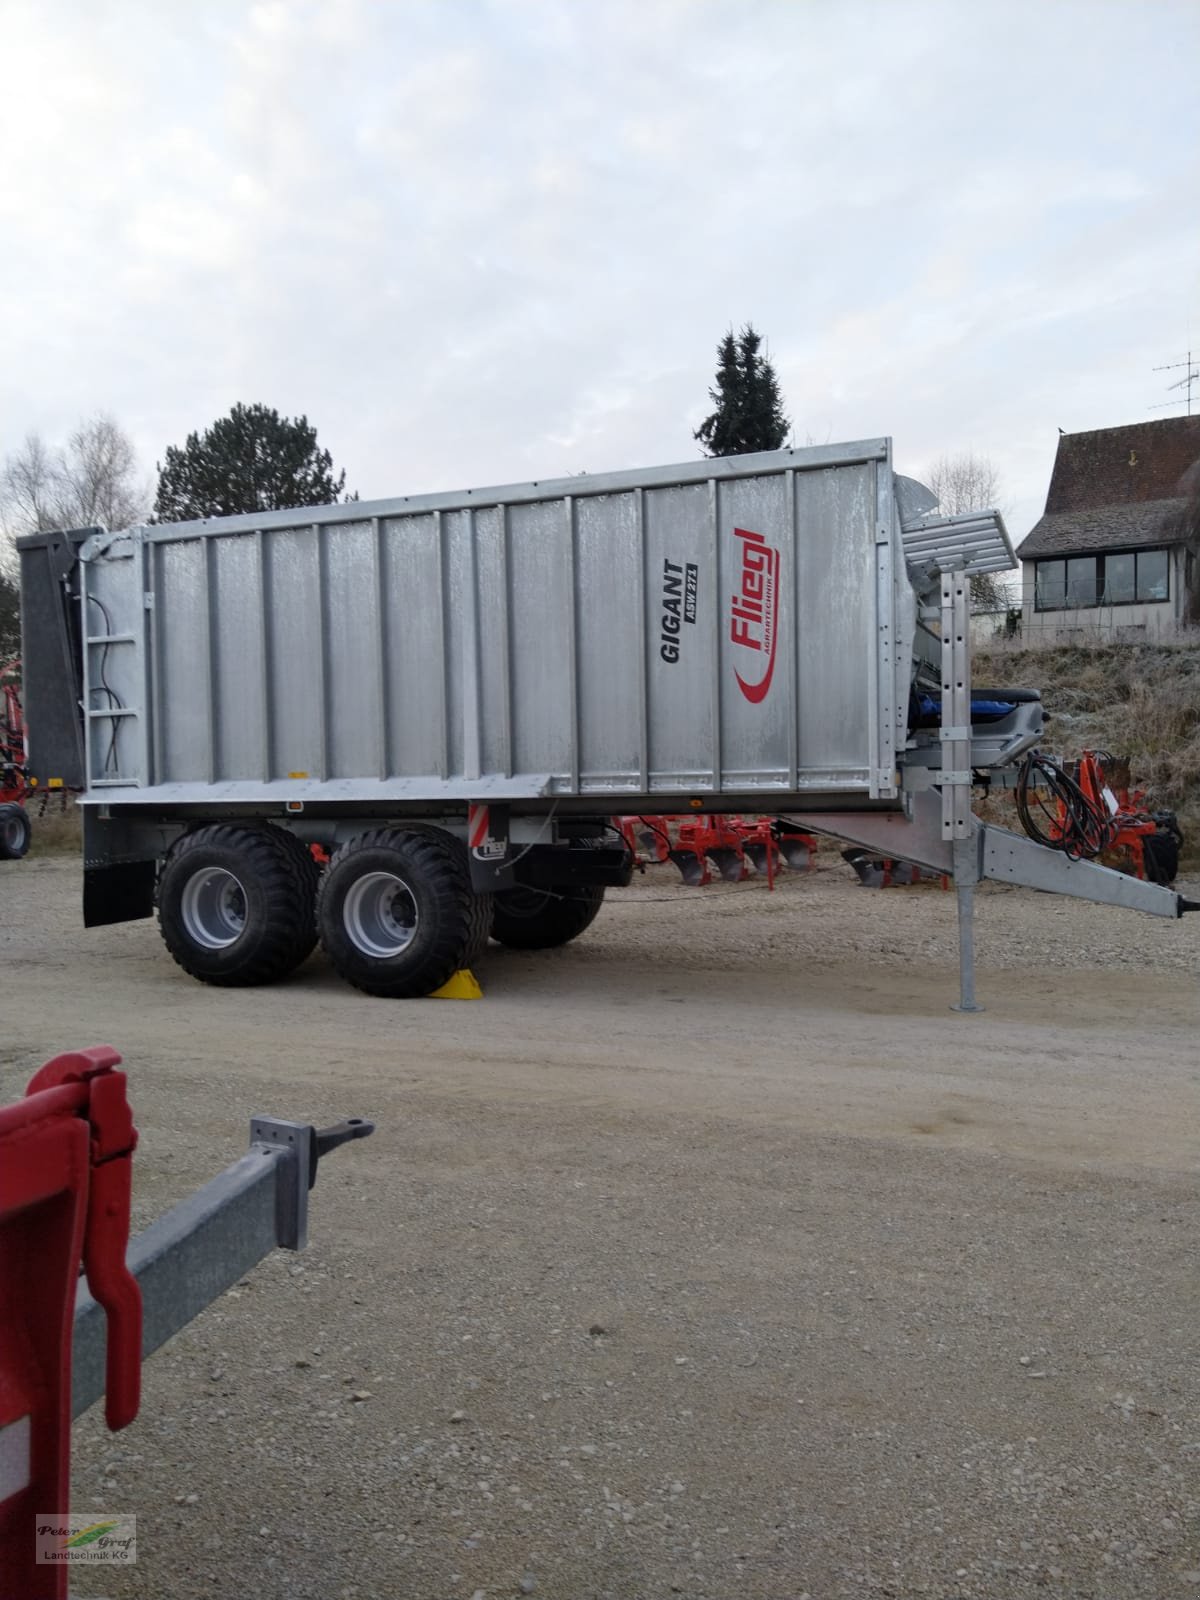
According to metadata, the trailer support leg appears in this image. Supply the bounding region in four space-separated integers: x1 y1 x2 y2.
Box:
952 882 982 1012
950 836 983 1014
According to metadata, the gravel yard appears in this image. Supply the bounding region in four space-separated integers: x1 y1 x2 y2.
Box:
2 855 1198 1599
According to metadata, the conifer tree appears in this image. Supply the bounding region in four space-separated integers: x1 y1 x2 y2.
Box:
694 325 790 457
155 403 351 521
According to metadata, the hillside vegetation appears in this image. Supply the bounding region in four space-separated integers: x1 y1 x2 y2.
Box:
975 639 1200 863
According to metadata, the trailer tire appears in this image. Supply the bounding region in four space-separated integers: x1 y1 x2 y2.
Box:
362 822 492 966
317 827 486 998
157 824 318 986
490 884 605 950
263 825 322 963
0 803 31 861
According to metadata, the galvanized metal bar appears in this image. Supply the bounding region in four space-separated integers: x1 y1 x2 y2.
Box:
937 559 981 1014
134 531 153 787
255 530 272 782
785 468 799 791
939 564 972 841
634 487 649 790
498 504 513 779
981 823 1189 916
370 516 390 780
950 834 983 1014
867 461 884 798
882 459 908 791
565 495 580 792
953 884 980 1012
434 510 450 779
249 1116 314 1250
314 524 329 780
461 510 482 782
78 561 95 784
133 441 894 543
910 529 1011 551
71 1120 313 1420
149 541 166 786
708 477 722 792
77 772 555 805
203 535 217 784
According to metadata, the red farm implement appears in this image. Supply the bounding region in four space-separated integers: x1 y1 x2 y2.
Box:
615 815 818 889
0 658 31 860
844 749 1183 893
1015 749 1183 885
841 849 950 890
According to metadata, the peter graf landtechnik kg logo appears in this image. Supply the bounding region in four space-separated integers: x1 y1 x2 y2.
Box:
35 1513 137 1564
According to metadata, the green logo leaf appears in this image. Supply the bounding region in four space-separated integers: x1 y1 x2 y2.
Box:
65 1520 118 1548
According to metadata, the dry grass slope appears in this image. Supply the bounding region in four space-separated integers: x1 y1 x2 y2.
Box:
25 797 82 856
977 639 1200 864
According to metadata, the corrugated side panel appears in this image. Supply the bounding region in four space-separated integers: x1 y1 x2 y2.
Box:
212 531 269 780
642 481 718 789
577 492 643 788
263 527 323 780
123 451 899 801
715 473 791 792
154 538 210 783
381 512 448 780
789 463 878 788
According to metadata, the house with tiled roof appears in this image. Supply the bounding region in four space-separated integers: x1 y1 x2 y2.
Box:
1015 416 1200 640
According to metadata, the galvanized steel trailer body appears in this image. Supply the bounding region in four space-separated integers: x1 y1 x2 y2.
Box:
70 441 913 807
18 441 1195 1007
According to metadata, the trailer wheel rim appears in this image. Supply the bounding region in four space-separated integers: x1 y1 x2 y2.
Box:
180 867 248 949
342 871 420 958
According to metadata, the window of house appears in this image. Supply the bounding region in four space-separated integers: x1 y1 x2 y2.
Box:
1066 557 1097 607
1136 548 1169 601
1104 551 1136 603
1035 559 1066 609
1034 549 1170 610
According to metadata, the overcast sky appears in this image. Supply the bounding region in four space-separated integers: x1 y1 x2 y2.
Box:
3 0 1198 539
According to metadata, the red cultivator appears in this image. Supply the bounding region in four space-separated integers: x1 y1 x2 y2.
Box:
615 815 818 889
0 659 31 860
841 849 950 890
1024 750 1183 885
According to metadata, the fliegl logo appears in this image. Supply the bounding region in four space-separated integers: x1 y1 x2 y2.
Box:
729 526 779 704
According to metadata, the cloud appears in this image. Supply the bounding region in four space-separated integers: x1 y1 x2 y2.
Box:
0 0 1197 537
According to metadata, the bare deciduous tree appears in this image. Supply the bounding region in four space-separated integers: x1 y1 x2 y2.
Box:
1 432 61 540
1 413 149 542
925 451 1012 611
0 571 17 658
1 416 149 661
61 414 147 529
926 452 1002 517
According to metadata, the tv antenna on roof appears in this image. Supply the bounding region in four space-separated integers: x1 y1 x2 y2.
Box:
1150 350 1198 416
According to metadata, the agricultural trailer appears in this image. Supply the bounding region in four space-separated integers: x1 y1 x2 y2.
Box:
18 440 1197 1010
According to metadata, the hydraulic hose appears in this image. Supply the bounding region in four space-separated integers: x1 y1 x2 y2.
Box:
1014 752 1116 861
